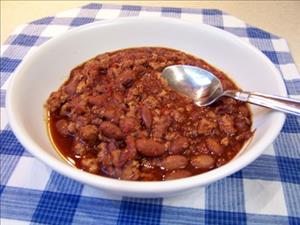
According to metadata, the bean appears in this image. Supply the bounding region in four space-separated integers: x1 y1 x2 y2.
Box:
119 117 138 133
99 121 123 140
160 155 188 170
206 138 224 155
164 170 192 180
140 172 158 181
169 136 189 154
190 154 215 169
141 105 152 129
119 136 137 166
136 138 166 157
125 136 137 159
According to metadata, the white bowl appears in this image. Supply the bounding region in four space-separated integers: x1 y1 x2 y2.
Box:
7 17 286 197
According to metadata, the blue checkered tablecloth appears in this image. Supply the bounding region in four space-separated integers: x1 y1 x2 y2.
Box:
1 3 300 225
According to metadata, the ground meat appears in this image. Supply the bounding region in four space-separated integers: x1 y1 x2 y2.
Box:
218 114 236 135
88 95 107 106
80 158 99 174
101 107 122 124
152 115 172 139
46 47 253 181
79 124 98 143
117 70 136 88
198 118 216 135
121 160 140 180
55 119 69 137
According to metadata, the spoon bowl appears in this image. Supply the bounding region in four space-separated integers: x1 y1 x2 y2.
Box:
162 65 224 106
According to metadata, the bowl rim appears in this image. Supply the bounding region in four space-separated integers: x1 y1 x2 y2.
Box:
6 17 287 195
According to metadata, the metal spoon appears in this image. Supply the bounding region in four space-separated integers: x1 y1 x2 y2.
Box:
162 65 300 116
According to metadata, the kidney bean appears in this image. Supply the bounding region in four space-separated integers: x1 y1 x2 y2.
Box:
119 136 137 166
136 138 166 157
190 154 215 169
160 155 188 170
169 136 189 154
140 172 159 181
99 121 123 140
119 117 138 133
164 170 192 180
125 136 137 159
141 105 152 129
206 138 224 155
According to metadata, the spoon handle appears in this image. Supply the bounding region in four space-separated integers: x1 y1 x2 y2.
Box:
224 90 300 116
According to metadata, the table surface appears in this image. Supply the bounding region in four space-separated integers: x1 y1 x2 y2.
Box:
1 2 299 224
1 1 300 69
